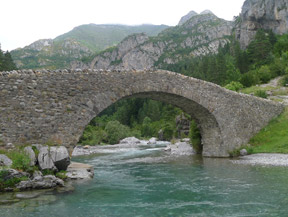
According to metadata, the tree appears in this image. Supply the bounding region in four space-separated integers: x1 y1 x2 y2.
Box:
247 29 273 65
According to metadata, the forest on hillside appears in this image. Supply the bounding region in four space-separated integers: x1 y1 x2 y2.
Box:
0 45 17 71
80 30 288 147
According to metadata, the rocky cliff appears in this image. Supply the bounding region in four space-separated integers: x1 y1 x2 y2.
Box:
236 0 288 48
89 12 233 70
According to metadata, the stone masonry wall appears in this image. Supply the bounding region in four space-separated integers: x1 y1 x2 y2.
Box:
0 69 284 157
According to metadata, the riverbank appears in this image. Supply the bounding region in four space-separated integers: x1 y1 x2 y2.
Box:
232 153 288 167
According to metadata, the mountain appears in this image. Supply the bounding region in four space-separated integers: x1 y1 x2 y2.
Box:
10 24 169 69
55 24 169 52
178 11 198 25
236 0 288 48
85 12 233 70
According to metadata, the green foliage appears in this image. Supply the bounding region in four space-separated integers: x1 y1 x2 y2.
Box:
254 90 268 98
141 117 153 138
257 65 272 83
162 123 174 141
248 107 288 153
247 29 273 65
105 121 130 144
6 150 31 172
0 170 29 191
189 120 202 154
42 169 55 176
225 81 243 92
56 171 67 180
281 74 288 86
240 70 260 87
0 45 17 71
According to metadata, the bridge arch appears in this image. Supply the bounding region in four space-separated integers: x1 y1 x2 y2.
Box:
0 69 284 157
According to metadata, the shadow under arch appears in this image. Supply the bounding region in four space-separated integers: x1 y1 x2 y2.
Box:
82 91 224 157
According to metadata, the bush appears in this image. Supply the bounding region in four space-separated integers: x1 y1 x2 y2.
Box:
255 90 268 98
162 123 174 141
56 171 67 180
281 74 288 86
7 150 31 172
257 65 272 84
240 70 260 87
141 117 153 137
225 81 244 92
105 120 130 144
189 120 202 154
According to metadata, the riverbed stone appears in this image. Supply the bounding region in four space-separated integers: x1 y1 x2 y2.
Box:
16 175 65 190
240 149 248 156
120 137 141 144
24 146 36 166
66 162 94 179
0 154 12 167
168 142 194 156
148 137 157 144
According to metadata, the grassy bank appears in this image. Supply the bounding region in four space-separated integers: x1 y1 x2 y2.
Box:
248 107 288 154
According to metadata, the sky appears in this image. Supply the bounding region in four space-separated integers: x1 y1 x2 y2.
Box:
0 0 245 51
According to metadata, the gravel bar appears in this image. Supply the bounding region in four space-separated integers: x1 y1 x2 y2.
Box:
231 153 288 167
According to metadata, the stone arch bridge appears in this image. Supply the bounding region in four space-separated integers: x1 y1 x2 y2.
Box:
0 69 284 157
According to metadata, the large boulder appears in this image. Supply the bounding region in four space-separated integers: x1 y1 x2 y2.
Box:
24 146 36 166
38 146 70 171
168 141 194 156
50 146 70 171
0 154 12 167
38 146 56 171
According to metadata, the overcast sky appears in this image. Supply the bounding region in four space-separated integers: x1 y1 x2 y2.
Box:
0 0 245 51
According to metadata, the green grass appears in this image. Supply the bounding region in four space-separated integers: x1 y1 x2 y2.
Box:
240 85 277 95
249 107 288 153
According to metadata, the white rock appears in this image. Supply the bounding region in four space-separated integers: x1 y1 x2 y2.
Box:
66 162 94 180
50 146 70 171
24 146 36 166
0 154 12 166
38 146 56 171
148 137 157 144
120 137 141 144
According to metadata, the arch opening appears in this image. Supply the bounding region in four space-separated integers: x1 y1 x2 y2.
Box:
76 91 224 157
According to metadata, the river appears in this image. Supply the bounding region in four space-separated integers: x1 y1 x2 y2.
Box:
1 142 288 217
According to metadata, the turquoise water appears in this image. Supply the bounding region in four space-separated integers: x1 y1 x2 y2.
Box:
2 144 288 217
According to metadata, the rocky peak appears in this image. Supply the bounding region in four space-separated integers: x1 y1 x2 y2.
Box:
178 10 198 25
236 0 288 48
200 10 215 16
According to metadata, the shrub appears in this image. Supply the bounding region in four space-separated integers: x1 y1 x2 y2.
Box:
225 81 244 92
255 90 268 98
7 150 31 172
162 124 174 141
189 120 202 154
56 171 67 180
240 70 260 87
281 74 288 86
257 65 272 84
141 117 153 137
105 121 130 144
